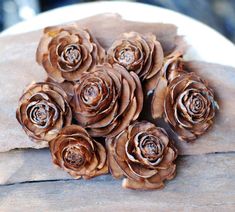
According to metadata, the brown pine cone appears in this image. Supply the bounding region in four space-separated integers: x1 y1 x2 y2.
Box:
36 25 105 83
71 63 143 138
106 32 164 80
49 125 108 179
106 121 177 190
152 72 219 142
16 82 72 143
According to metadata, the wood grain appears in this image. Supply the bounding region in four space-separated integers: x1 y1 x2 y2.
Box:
0 149 70 185
0 150 234 211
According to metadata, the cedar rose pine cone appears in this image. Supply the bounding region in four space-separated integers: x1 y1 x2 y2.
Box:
16 82 72 143
162 73 219 141
71 63 143 138
106 121 177 190
36 25 105 83
107 32 164 80
49 125 108 179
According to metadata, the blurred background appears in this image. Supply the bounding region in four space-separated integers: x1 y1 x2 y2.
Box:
0 0 235 43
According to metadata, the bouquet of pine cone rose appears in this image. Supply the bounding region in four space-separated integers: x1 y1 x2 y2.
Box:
15 16 220 190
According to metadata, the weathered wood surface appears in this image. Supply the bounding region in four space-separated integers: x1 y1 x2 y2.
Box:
0 150 234 211
0 149 70 185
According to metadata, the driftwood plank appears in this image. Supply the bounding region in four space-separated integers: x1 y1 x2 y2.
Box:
0 151 234 211
0 149 70 185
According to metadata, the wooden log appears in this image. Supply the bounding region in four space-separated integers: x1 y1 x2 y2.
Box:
0 150 234 211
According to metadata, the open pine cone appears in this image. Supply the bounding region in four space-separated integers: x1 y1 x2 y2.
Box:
106 32 164 80
36 25 105 83
16 82 72 143
106 121 177 190
49 125 108 179
71 63 143 138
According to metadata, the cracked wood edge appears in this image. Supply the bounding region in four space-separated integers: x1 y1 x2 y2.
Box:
0 149 234 211
1 178 234 212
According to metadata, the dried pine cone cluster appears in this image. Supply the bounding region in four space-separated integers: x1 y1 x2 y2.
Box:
16 25 219 190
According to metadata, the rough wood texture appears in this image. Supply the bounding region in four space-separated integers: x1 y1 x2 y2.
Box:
0 14 177 153
0 149 70 185
0 150 234 211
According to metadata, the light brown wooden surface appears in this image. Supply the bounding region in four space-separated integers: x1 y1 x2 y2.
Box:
0 14 235 211
0 150 234 211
